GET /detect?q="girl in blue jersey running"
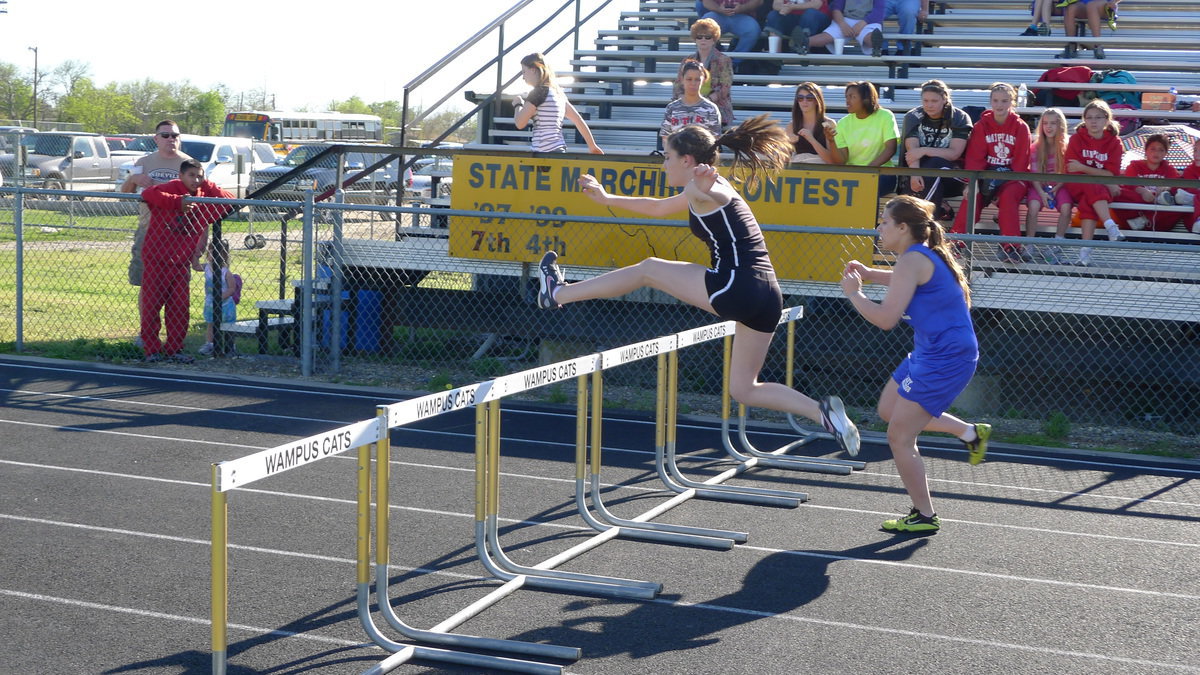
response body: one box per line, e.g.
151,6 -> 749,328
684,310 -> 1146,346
840,195 -> 991,533
537,115 -> 859,456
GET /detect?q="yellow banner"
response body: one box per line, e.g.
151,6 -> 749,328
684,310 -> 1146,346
449,154 -> 877,282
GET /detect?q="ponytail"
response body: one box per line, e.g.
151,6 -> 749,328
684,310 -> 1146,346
885,195 -> 972,307
712,114 -> 791,191
665,113 -> 791,192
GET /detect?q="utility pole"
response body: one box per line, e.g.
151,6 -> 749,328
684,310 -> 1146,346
28,46 -> 38,129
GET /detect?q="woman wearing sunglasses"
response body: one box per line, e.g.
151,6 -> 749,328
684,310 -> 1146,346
675,17 -> 734,129
786,82 -> 836,164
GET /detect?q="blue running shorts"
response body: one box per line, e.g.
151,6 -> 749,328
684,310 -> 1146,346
891,352 -> 978,418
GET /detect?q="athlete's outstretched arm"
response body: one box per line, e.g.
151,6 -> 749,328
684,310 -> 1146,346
578,174 -> 687,217
841,251 -> 924,330
843,259 -> 893,286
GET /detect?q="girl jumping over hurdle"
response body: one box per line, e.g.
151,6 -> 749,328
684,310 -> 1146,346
840,196 -> 991,533
536,115 -> 860,456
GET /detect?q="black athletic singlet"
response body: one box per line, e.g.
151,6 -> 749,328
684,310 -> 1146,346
687,190 -> 783,334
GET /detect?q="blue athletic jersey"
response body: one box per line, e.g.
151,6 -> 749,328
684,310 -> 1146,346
901,244 -> 977,360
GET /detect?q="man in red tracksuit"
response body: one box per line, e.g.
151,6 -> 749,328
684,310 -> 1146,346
139,159 -> 234,362
951,83 -> 1031,262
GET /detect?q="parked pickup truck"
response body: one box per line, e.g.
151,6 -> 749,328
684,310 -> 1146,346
0,132 -> 125,192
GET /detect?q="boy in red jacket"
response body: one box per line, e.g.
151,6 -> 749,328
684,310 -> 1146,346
952,83 -> 1031,262
1064,99 -> 1124,266
139,159 -> 234,362
1112,134 -> 1181,232
1168,137 -> 1200,235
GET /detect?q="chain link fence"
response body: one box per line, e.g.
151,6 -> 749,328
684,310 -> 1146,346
2,150 -> 1197,442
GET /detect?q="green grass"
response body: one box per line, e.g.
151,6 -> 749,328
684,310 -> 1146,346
0,206 -> 288,245
0,247 -> 295,347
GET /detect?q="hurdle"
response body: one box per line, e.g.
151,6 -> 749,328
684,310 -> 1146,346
574,335 -> 749,549
655,317 -> 809,507
211,393 -> 581,675
210,312 -> 869,674
718,308 -> 868,474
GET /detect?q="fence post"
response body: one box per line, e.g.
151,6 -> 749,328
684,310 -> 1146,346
13,187 -> 23,351
300,190 -> 315,377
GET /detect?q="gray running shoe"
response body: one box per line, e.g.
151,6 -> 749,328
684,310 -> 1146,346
537,250 -> 564,309
819,396 -> 860,457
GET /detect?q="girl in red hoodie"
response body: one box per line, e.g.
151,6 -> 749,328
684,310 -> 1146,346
1064,99 -> 1124,266
1112,134 -> 1181,232
952,83 -> 1031,263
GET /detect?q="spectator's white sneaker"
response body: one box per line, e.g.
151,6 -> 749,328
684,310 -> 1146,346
1155,190 -> 1175,206
1192,220 -> 1200,235
1126,215 -> 1149,230
198,342 -> 214,356
1102,219 -> 1125,241
1176,190 -> 1195,206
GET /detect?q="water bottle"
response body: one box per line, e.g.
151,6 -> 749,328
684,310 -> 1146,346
1017,83 -> 1029,107
1044,185 -> 1056,210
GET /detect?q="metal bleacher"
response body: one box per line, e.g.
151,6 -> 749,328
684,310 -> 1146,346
477,0 -> 1200,154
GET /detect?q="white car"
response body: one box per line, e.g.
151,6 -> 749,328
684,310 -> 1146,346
405,156 -> 453,201
114,135 -> 278,197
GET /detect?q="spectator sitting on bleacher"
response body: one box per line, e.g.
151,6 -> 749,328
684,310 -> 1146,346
662,61 -> 724,144
951,83 -> 1032,263
513,53 -> 604,154
764,0 -> 831,56
678,18 -> 736,129
1022,0 -> 1057,36
1063,98 -> 1125,265
901,79 -> 972,218
695,0 -> 765,67
795,0 -> 887,58
1057,0 -> 1121,60
1173,138 -> 1200,235
1025,108 -> 1075,264
786,82 -> 838,163
1112,133 -> 1182,232
832,80 -> 900,195
882,0 -> 928,56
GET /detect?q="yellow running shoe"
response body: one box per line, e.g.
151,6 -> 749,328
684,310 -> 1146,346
882,507 -> 941,533
964,423 -> 992,465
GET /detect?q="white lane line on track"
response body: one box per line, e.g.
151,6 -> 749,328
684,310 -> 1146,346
3,387 -> 346,425
2,531 -> 1196,673
0,588 -> 374,649
665,595 -> 1200,672
0,514 -> 486,580
733,543 -> 1200,600
3,456 -> 1199,584
7,379 -> 1199,477
794,503 -> 1200,548
855,469 -> 1200,509
5,413 -> 1197,511
0,460 -> 587,531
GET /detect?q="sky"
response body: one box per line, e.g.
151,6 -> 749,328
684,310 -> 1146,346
0,0 -> 624,112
